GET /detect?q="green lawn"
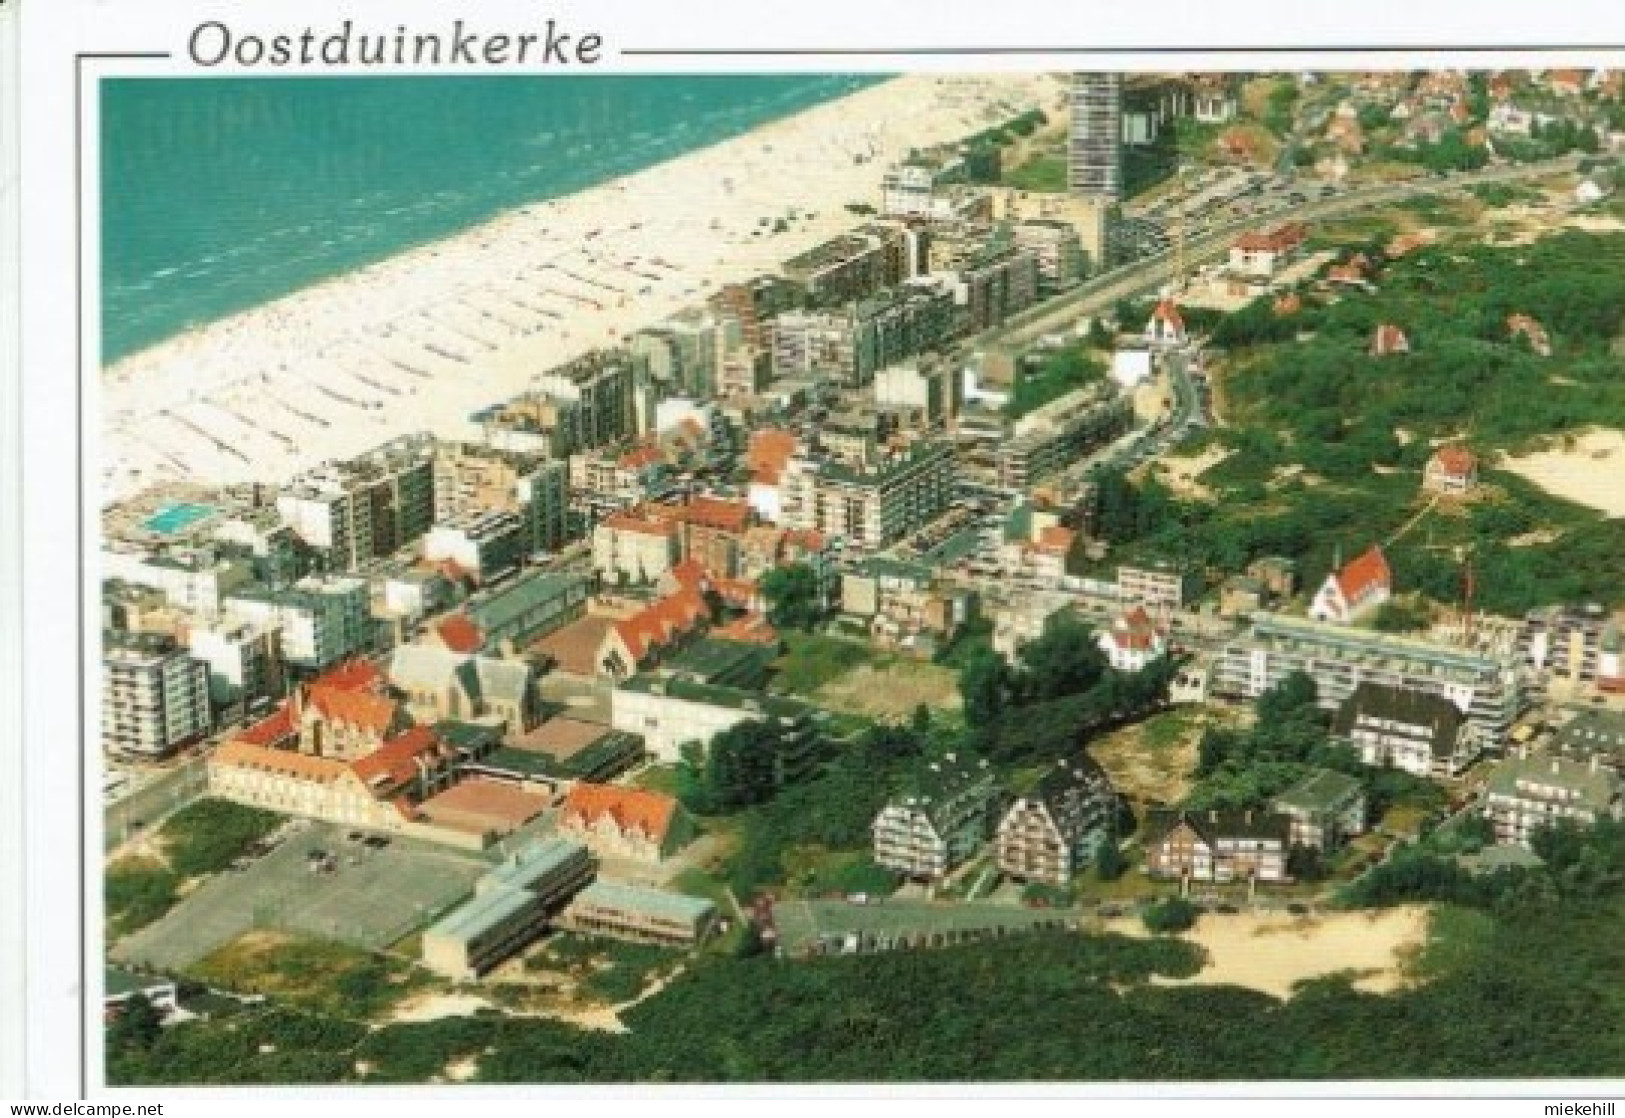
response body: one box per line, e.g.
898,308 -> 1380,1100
106,858 -> 182,941
1003,152 -> 1067,193
769,632 -> 875,697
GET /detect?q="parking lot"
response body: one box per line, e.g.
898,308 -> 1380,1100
112,820 -> 491,971
770,897 -> 1079,956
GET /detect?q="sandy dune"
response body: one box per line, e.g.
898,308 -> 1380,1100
1110,905 -> 1430,999
1499,429 -> 1625,518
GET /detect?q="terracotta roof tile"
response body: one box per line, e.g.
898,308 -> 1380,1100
1336,545 -> 1392,603
611,584 -> 710,663
1432,446 -> 1478,476
602,510 -> 677,537
307,685 -> 400,735
434,614 -> 485,655
560,783 -> 679,845
236,705 -> 296,748
314,659 -> 383,693
349,725 -> 447,790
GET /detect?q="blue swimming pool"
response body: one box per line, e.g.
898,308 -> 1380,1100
143,502 -> 217,535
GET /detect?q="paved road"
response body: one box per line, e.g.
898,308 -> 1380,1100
981,155 -> 1586,356
105,757 -> 208,853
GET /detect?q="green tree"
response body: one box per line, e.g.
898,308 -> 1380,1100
1016,611 -> 1106,703
1094,838 -> 1128,882
761,563 -> 824,632
1142,897 -> 1200,934
107,994 -> 163,1056
960,648 -> 1015,728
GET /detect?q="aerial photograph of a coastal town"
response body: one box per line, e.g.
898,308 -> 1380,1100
97,69 -> 1625,1085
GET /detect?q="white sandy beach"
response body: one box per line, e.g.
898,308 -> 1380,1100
101,74 -> 1063,504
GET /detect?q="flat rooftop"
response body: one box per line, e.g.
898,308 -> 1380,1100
570,880 -> 715,924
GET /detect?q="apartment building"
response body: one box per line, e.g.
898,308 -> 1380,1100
630,306 -> 721,398
1332,681 -> 1481,778
102,633 -> 213,758
873,752 -> 1000,880
1009,219 -> 1086,292
953,245 -> 1041,333
186,618 -> 284,716
100,548 -> 257,621
851,281 -> 961,384
531,350 -> 638,451
1519,603 -> 1625,694
277,434 -> 437,571
996,384 -> 1133,490
770,309 -> 857,383
779,440 -> 958,551
422,511 -> 527,585
874,357 -> 964,431
994,757 -> 1118,886
1483,754 -> 1622,848
592,509 -> 681,585
782,226 -> 907,305
226,576 -> 371,673
1142,808 -> 1291,884
1068,72 -> 1124,201
432,442 -> 569,555
1117,562 -> 1200,610
1271,768 -> 1367,851
1215,614 -> 1527,744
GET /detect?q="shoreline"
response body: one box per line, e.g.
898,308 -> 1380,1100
101,73 -> 1063,506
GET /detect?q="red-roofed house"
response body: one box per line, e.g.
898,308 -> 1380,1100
1507,313 -> 1552,357
1310,545 -> 1394,625
1369,324 -> 1411,357
1273,292 -> 1303,317
1547,69 -> 1590,97
1326,255 -> 1374,289
1144,299 -> 1187,348
429,613 -> 486,655
558,782 -> 696,862
1098,606 -> 1167,671
1229,222 -> 1309,278
596,585 -> 712,679
1424,446 -> 1479,496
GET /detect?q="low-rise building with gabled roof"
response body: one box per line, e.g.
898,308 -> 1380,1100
1309,544 -> 1393,625
557,782 -> 696,863
1271,768 -> 1367,851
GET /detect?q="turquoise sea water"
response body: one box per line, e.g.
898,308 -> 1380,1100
101,75 -> 879,364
